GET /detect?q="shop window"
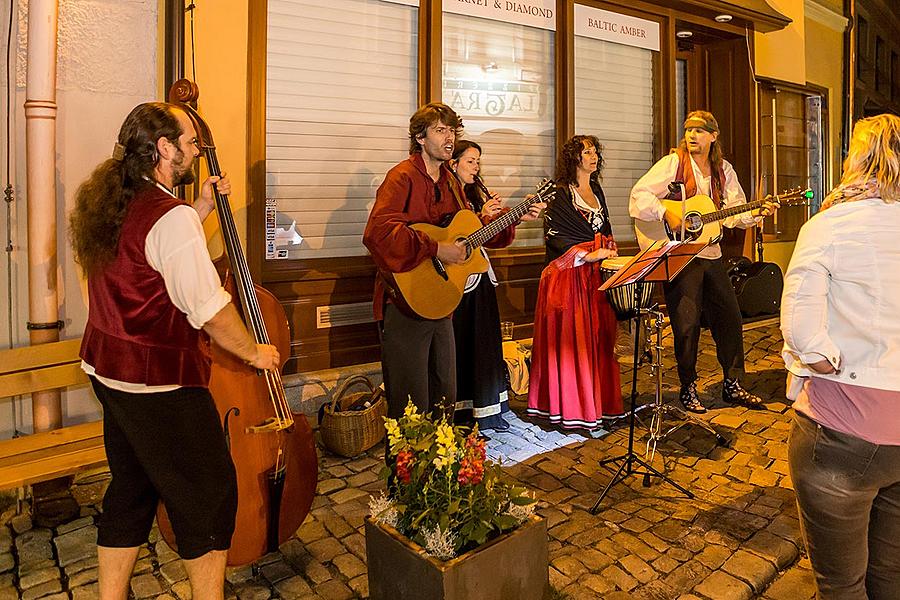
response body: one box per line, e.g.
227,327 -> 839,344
265,0 -> 419,259
442,12 -> 555,249
574,33 -> 657,245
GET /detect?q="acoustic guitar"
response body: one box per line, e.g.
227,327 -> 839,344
634,187 -> 813,251
392,178 -> 555,320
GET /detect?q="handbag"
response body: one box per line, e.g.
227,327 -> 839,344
318,375 -> 387,457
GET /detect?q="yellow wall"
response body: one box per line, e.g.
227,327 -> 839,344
187,1 -> 251,258
755,0 -> 807,85
805,12 -> 846,190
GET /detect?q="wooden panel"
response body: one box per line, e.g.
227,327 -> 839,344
1,339 -> 83,375
0,418 -> 106,490
0,365 -> 89,399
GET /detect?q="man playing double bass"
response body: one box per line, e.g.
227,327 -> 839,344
69,102 -> 279,599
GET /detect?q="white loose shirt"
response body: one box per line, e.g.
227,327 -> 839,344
629,153 -> 759,259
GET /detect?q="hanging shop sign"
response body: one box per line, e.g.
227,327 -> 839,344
574,5 -> 660,52
444,0 -> 555,31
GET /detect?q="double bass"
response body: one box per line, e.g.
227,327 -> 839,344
157,79 -> 318,566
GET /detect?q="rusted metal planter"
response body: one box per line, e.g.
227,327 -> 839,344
366,515 -> 549,600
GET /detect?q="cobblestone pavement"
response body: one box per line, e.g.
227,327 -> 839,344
0,323 -> 819,599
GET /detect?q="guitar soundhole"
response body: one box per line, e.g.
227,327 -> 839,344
684,213 -> 703,234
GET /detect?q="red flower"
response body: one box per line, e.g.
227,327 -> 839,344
395,449 -> 414,484
457,434 -> 486,485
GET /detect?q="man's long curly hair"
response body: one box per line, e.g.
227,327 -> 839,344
555,134 -> 604,187
69,102 -> 183,275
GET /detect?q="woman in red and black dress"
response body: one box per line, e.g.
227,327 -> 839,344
527,135 -> 624,430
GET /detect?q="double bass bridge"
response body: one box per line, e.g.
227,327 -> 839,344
246,416 -> 295,434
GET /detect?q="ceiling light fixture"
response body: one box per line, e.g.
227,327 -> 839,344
676,30 -> 693,38
714,14 -> 733,23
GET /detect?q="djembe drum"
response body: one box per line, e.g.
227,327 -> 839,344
600,256 -> 655,321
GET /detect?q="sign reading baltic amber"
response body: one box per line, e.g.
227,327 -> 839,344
574,5 -> 660,51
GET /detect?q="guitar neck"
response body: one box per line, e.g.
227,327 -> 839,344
701,198 -> 768,224
466,195 -> 538,249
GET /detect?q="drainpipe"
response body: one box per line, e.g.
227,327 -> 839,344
24,0 -> 61,433
842,0 -> 856,158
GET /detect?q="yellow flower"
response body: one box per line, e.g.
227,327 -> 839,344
432,422 -> 457,472
385,418 -> 405,451
403,399 -> 419,419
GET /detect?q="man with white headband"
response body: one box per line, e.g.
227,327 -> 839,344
629,110 -> 778,413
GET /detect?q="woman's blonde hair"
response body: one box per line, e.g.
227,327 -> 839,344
841,114 -> 900,202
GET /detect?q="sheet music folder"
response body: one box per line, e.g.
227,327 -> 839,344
599,239 -> 708,291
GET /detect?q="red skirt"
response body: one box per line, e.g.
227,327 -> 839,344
526,238 -> 623,429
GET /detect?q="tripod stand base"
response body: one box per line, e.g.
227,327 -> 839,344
590,452 -> 694,514
646,402 -> 729,460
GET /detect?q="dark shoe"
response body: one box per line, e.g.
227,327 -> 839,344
722,379 -> 764,409
478,415 -> 510,432
679,383 -> 707,414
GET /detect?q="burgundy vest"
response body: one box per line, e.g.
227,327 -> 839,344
666,147 -> 727,208
80,186 -> 212,386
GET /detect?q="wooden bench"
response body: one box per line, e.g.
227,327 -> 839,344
0,339 -> 106,491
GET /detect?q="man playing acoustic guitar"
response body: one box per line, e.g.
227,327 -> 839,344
363,103 -> 543,421
629,111 -> 778,413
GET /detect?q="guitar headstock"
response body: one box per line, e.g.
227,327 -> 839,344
770,187 -> 814,206
533,177 -> 555,200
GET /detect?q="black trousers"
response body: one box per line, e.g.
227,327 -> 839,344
663,257 -> 744,386
90,378 -> 237,559
380,303 -> 456,420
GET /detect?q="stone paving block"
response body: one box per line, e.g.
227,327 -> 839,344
664,560 -> 712,595
68,566 -> 99,588
551,554 -> 588,578
548,566 -> 571,590
260,560 -> 296,584
273,575 -> 313,599
55,516 -> 94,536
18,566 -> 59,591
21,579 -> 63,600
236,583 -> 272,600
160,559 -> 189,585
71,583 -> 100,600
722,548 -> 778,592
602,563 -> 638,592
131,573 -> 164,598
10,512 -> 32,534
332,552 -> 366,580
763,564 -> 817,600
171,579 -> 193,600
619,554 -> 656,584
582,572 -> 616,595
0,554 -> 11,574
226,564 -> 255,586
53,524 -> 97,567
745,529 -> 801,569
694,570 -> 754,600
313,579 -> 355,600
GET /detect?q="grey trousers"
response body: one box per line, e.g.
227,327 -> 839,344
788,410 -> 900,600
381,303 -> 456,420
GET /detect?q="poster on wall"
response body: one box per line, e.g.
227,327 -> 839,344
574,5 -> 660,51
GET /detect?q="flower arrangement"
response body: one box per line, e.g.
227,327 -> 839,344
369,401 -> 536,560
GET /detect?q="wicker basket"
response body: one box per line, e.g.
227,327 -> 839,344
319,375 -> 387,458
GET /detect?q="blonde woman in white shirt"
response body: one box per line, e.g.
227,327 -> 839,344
782,113 -> 900,600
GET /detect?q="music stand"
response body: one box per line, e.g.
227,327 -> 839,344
589,239 -> 706,513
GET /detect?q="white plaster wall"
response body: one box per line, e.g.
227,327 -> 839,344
0,0 -> 157,437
